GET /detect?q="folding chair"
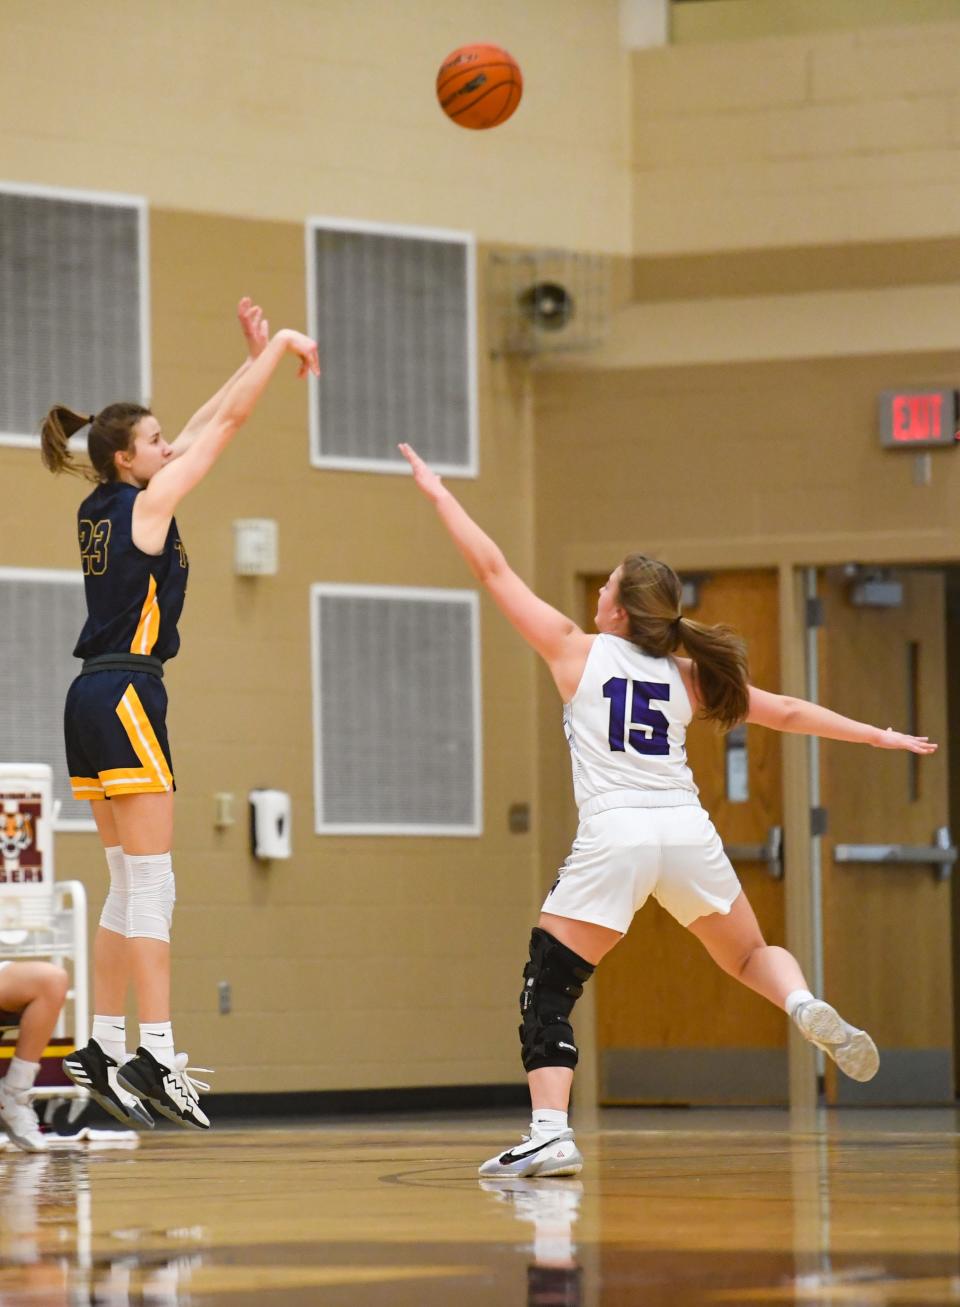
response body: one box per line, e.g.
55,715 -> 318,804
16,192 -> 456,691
0,764 -> 88,1102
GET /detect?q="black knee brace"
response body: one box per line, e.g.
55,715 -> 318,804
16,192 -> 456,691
518,927 -> 595,1072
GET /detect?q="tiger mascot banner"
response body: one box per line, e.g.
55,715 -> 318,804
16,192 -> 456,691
1,795 -> 44,885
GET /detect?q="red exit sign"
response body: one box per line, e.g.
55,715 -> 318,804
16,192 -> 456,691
879,389 -> 958,448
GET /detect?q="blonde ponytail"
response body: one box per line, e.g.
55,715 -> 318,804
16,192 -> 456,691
40,406 -> 95,480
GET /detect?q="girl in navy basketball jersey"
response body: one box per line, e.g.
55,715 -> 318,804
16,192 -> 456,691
41,301 -> 319,1131
399,443 -> 936,1178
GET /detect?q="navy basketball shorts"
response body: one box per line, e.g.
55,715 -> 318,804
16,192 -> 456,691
64,671 -> 175,802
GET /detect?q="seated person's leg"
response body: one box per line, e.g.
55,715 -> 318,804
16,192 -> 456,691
0,963 -> 69,1063
0,962 -> 68,1152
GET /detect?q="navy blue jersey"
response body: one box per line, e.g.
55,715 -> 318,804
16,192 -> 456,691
72,482 -> 188,663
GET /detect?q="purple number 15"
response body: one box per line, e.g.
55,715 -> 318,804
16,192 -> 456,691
602,677 -> 670,756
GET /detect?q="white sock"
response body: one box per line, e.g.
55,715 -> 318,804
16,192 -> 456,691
532,1108 -> 568,1136
5,1057 -> 39,1096
785,988 -> 816,1018
92,1015 -> 126,1065
140,1021 -> 175,1069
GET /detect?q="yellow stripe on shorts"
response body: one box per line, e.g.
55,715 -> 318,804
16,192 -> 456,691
131,574 -> 160,655
101,684 -> 173,795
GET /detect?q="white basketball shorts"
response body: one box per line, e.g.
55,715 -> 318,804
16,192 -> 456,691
542,804 -> 742,933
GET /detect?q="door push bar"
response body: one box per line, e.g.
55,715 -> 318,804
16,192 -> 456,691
833,826 -> 956,882
723,825 -> 783,881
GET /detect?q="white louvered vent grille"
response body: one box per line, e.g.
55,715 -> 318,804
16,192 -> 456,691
0,186 -> 146,444
308,220 -> 476,474
0,572 -> 91,828
312,585 -> 481,834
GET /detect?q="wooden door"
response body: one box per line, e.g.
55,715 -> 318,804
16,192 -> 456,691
819,569 -> 954,1104
591,570 -> 790,1105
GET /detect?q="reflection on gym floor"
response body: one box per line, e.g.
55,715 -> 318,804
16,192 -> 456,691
0,1109 -> 957,1306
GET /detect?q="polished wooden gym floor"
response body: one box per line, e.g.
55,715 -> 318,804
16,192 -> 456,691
1,1108 -> 957,1305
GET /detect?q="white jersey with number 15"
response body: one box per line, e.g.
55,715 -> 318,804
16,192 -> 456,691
563,633 -> 699,816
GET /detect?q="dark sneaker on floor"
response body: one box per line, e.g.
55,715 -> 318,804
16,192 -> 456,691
62,1040 -> 154,1130
117,1047 -> 212,1130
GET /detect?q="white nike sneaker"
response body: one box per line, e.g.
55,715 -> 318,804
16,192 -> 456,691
793,999 -> 880,1082
0,1085 -> 47,1153
479,1128 -> 582,1178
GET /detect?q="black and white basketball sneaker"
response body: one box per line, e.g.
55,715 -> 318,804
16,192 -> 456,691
479,1128 -> 583,1178
62,1040 -> 154,1130
793,999 -> 880,1082
117,1047 -> 212,1130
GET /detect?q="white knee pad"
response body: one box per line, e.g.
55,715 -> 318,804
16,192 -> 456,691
99,845 -> 128,935
124,852 -> 175,942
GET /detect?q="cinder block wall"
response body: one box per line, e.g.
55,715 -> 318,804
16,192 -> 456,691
0,0 -> 627,1093
632,18 -> 960,253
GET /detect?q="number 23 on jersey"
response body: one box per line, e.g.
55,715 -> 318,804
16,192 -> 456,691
79,519 -> 111,576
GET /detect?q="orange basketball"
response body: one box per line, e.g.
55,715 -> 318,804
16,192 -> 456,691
436,43 -> 523,130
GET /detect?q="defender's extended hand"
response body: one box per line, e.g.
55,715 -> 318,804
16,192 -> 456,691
874,728 -> 937,754
399,443 -> 445,502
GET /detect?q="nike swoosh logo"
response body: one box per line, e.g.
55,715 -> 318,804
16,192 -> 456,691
499,1136 -> 564,1163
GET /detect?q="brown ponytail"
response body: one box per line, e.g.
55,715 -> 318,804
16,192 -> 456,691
40,406 -> 95,480
40,402 -> 150,483
674,616 -> 749,730
616,553 -> 750,730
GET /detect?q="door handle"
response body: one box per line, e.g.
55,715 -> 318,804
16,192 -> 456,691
833,826 -> 956,882
723,825 -> 783,881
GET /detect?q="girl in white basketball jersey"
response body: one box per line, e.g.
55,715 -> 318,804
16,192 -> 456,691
399,444 -> 936,1179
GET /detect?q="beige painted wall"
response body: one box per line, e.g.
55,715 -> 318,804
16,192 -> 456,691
0,0 -> 630,254
0,0 -> 627,1096
536,8 -> 960,1100
5,2 -> 960,1097
532,347 -> 960,938
672,0 -> 960,44
534,354 -> 960,575
633,17 -> 960,253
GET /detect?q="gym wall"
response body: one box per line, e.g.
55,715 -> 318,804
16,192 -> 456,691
0,0 -> 627,1094
534,14 -> 960,906
4,2 -> 960,1094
